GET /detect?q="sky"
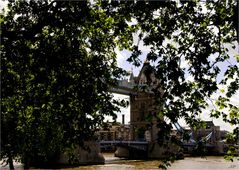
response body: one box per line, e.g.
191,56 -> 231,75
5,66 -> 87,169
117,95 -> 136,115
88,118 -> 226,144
1,1 -> 238,132
114,41 -> 239,132
0,0 -> 7,11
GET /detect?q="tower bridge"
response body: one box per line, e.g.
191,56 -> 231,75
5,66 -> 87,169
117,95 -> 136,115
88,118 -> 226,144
99,61 -> 228,158
100,61 -> 177,158
111,61 -> 162,143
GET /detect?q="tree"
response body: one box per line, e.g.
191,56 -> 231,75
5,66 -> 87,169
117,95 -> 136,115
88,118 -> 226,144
101,0 -> 238,166
1,0 -> 238,169
1,0 -> 128,168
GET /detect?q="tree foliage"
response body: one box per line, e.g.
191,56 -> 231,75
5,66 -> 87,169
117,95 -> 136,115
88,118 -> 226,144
109,0 -> 238,125
1,0 -> 238,169
1,0 -> 127,168
101,0 -> 239,163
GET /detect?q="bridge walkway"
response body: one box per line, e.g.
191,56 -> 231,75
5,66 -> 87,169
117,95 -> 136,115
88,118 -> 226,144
99,140 -> 148,151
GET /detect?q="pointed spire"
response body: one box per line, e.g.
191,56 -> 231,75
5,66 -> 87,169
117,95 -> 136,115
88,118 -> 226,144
144,59 -> 150,64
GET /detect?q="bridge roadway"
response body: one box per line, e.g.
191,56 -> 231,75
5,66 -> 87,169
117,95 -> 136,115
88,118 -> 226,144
99,140 -> 148,151
182,143 -> 215,148
99,140 -> 216,151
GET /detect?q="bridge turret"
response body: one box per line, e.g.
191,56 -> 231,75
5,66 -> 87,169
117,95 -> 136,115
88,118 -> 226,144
128,68 -> 134,83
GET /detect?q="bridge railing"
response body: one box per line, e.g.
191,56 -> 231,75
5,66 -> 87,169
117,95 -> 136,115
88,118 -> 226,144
99,140 -> 148,145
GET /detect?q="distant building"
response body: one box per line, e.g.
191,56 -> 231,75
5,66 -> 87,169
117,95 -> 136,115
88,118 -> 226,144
97,122 -> 131,141
192,121 -> 221,144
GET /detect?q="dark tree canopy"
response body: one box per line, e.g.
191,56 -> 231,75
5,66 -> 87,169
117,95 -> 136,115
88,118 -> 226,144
1,0 -> 238,169
1,0 -> 127,168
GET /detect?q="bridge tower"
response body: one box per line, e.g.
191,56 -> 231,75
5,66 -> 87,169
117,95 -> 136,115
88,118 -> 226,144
111,60 -> 163,142
108,61 -> 185,159
128,60 -> 162,142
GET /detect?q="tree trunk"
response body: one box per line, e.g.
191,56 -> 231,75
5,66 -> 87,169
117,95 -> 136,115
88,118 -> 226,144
23,156 -> 30,170
8,156 -> 14,170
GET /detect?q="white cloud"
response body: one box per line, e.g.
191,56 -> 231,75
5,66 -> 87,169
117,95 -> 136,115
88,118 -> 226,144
0,0 -> 8,15
115,48 -> 126,66
230,93 -> 239,106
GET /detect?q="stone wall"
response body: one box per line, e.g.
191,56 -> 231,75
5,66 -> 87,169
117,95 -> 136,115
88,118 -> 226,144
58,141 -> 105,165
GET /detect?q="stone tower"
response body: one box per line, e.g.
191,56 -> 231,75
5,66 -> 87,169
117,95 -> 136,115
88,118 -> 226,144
129,60 -> 162,141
